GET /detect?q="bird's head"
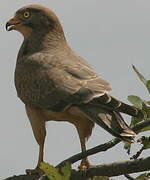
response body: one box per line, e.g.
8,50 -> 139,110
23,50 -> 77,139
6,4 -> 65,40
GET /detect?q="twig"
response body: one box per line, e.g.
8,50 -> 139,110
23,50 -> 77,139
131,118 -> 150,132
130,146 -> 144,160
124,174 -> 135,180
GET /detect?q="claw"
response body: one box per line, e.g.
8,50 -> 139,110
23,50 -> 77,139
78,159 -> 90,171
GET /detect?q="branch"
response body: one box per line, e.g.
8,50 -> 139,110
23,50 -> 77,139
57,118 -> 150,167
4,174 -> 41,180
6,157 -> 150,180
124,174 -> 135,180
71,156 -> 150,179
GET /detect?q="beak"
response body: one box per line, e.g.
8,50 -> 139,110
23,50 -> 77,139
6,17 -> 22,31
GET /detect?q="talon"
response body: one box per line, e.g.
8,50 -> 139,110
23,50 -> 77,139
78,159 -> 90,171
78,164 -> 88,171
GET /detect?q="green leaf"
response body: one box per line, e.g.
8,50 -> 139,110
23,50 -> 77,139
136,172 -> 150,179
40,162 -> 72,180
130,117 -> 142,128
40,162 -> 62,180
142,103 -> 150,118
138,125 -> 150,132
132,65 -> 147,85
61,162 -> 71,180
146,101 -> 150,106
146,80 -> 150,93
132,65 -> 150,95
140,136 -> 150,149
128,95 -> 143,109
140,103 -> 150,132
124,142 -> 131,155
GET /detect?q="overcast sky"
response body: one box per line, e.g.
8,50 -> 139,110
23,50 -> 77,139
1,0 -> 150,180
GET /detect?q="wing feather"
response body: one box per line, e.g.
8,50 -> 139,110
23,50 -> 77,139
15,53 -> 111,110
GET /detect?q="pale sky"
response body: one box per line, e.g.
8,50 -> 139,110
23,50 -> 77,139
1,1 -> 150,180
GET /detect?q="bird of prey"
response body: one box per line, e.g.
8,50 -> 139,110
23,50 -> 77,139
6,4 -> 146,174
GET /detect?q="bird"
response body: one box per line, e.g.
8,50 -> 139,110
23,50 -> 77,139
6,4 -> 146,175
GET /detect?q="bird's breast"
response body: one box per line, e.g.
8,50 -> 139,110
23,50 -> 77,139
14,63 -> 57,107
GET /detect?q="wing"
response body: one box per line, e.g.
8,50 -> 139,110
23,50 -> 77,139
15,53 -> 111,111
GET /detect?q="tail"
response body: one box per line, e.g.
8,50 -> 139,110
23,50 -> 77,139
78,94 -> 146,142
92,93 -> 146,119
79,103 -> 136,143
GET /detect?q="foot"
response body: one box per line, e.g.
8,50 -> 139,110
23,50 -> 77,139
26,167 -> 44,175
78,159 -> 90,171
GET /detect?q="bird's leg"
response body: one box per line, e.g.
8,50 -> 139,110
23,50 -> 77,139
78,136 -> 90,170
37,143 -> 44,167
74,124 -> 90,170
25,104 -> 46,175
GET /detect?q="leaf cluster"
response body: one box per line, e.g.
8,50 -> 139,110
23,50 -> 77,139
40,162 -> 110,180
124,66 -> 150,179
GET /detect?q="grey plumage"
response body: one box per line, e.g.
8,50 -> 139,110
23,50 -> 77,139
6,5 -> 147,173
11,5 -> 146,142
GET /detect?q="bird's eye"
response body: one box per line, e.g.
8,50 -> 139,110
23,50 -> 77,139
23,11 -> 30,18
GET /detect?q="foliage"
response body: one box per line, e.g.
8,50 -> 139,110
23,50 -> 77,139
125,66 -> 150,154
124,66 -> 150,179
126,67 -> 150,141
128,66 -> 150,132
138,136 -> 150,150
40,162 -> 110,180
40,162 -> 71,180
135,172 -> 150,180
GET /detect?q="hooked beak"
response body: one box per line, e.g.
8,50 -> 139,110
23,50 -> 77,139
6,17 -> 22,31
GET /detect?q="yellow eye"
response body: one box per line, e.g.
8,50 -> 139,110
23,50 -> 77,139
23,11 -> 30,18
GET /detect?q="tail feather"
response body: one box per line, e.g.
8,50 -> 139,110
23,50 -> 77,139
79,103 -> 136,143
93,94 -> 146,119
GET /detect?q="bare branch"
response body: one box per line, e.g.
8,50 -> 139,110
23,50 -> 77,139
80,156 -> 150,179
131,146 -> 144,160
124,174 -> 135,180
5,157 -> 150,180
4,174 -> 40,180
